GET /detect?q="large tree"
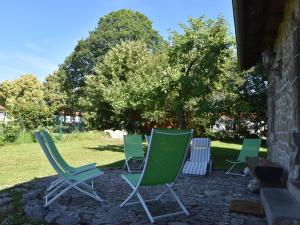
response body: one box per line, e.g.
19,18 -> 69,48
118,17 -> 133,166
168,16 -> 234,128
0,74 -> 51,130
44,70 -> 68,113
58,9 -> 164,106
82,40 -> 172,130
238,65 -> 267,135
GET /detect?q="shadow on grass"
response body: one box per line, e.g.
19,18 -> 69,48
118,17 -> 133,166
211,146 -> 267,170
99,159 -> 125,168
86,144 -> 123,153
213,138 -> 267,148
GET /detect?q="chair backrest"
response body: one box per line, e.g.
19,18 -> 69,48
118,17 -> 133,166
190,138 -> 211,162
237,138 -> 261,162
34,132 -> 67,178
41,130 -> 72,172
123,134 -> 144,159
139,128 -> 193,186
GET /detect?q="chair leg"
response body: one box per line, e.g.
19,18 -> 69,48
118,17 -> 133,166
154,189 -> 169,201
225,163 -> 245,176
139,159 -> 145,169
122,185 -> 188,223
72,183 -> 103,202
45,185 -> 72,207
136,191 -> 155,223
45,178 -> 103,207
124,159 -> 132,172
167,185 -> 189,216
120,189 -> 137,207
45,182 -> 66,199
47,177 -> 63,191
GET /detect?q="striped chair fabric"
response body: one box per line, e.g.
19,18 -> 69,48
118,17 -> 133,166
183,138 -> 211,175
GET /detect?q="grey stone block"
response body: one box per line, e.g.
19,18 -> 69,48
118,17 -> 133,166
260,188 -> 300,225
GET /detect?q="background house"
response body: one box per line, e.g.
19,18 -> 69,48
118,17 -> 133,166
0,105 -> 7,123
233,0 -> 300,181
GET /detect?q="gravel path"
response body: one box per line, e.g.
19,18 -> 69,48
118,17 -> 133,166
0,169 -> 266,225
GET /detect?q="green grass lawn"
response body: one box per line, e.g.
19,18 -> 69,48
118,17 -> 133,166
0,131 -> 267,190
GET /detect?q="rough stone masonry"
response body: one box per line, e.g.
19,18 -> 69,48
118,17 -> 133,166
263,0 -> 300,181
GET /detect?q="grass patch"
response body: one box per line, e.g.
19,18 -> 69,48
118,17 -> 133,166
0,131 -> 267,190
0,131 -> 124,190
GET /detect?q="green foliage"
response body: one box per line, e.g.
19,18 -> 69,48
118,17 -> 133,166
58,9 -> 164,105
13,103 -> 52,131
0,74 -> 52,131
83,40 -> 173,130
168,16 -> 235,128
14,131 -> 36,144
0,11 -> 266,137
238,65 -> 267,134
44,70 -> 68,113
1,122 -> 22,143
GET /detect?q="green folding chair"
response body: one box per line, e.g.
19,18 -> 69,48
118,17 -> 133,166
120,128 -> 193,223
123,134 -> 145,172
225,138 -> 261,176
41,130 -> 96,191
35,131 -> 104,207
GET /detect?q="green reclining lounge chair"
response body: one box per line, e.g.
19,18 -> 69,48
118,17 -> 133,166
225,138 -> 261,176
123,134 -> 145,172
35,131 -> 104,207
120,128 -> 193,223
41,130 -> 97,191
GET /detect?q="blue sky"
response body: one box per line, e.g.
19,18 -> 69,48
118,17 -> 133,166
0,0 -> 234,83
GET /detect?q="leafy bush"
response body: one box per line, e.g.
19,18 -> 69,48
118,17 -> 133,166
2,123 -> 22,143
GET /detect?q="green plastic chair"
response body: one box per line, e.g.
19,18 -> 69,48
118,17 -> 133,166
225,138 -> 261,176
35,131 -> 104,207
41,130 -> 96,191
123,134 -> 145,172
120,128 -> 194,223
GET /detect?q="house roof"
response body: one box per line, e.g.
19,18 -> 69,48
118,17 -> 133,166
232,0 -> 287,70
0,105 -> 5,112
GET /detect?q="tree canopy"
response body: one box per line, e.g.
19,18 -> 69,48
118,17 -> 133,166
168,16 -> 235,128
58,9 -> 164,105
0,10 -> 267,138
82,40 -> 173,130
0,74 -> 51,130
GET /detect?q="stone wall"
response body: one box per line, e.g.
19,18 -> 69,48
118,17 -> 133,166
264,0 -> 300,180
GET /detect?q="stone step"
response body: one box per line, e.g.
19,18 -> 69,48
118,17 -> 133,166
260,187 -> 300,225
288,179 -> 300,203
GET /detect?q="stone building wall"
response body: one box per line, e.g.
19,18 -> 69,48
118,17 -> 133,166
264,0 -> 300,180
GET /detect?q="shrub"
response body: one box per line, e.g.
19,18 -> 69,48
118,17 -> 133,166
2,123 -> 22,143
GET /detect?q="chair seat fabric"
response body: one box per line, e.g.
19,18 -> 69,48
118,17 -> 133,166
70,163 -> 96,173
182,161 -> 207,175
66,168 -> 104,181
122,173 -> 142,187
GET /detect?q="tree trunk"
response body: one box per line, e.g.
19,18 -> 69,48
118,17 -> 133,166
178,110 -> 186,129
